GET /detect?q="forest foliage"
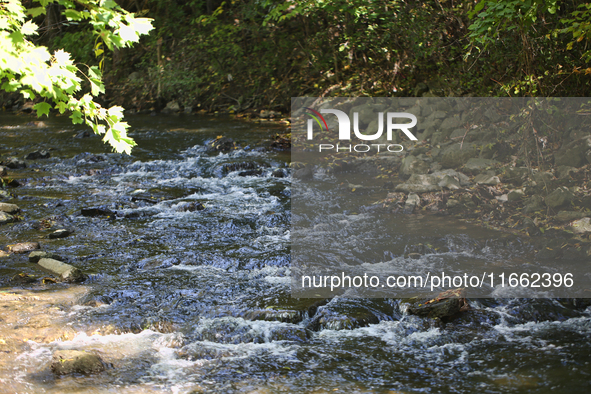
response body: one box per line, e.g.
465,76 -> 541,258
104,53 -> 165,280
2,0 -> 591,125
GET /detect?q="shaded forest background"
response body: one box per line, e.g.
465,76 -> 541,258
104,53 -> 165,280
10,0 -> 591,113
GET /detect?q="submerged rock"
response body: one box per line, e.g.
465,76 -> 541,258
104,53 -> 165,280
0,165 -> 7,176
24,150 -> 50,160
51,350 -> 106,375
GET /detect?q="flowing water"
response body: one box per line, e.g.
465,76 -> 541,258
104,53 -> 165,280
0,114 -> 589,393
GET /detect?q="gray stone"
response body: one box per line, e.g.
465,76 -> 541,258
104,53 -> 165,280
439,116 -> 463,132
28,251 -> 62,263
400,155 -> 429,177
51,350 -> 105,375
474,174 -> 500,186
554,136 -> 591,167
502,167 -> 530,185
0,202 -> 19,214
438,175 -> 460,190
7,242 -> 39,253
4,157 -> 26,169
507,189 -> 525,202
162,101 -> 180,114
260,109 -> 281,118
449,128 -> 467,139
48,229 -> 72,239
432,169 -> 470,186
404,289 -> 466,318
555,211 -> 589,222
395,183 -> 439,193
569,217 -> 591,234
0,211 -> 15,225
440,143 -> 478,168
0,165 -> 6,176
37,258 -> 87,282
0,190 -> 13,200
524,195 -> 545,213
446,199 -> 460,208
545,187 -> 574,210
349,105 -> 375,126
404,193 -> 421,213
25,150 -> 50,160
556,166 -> 576,179
463,158 -> 497,175
532,171 -> 554,184
430,131 -> 444,146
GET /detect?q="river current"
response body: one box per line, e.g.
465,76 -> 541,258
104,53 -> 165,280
0,114 -> 589,393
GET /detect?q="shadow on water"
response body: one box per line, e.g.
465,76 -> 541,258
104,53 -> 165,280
0,113 -> 590,393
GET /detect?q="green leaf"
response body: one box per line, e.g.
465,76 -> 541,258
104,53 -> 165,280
70,110 -> 83,124
21,21 -> 38,36
64,9 -> 82,20
27,7 -> 46,17
33,102 -> 52,117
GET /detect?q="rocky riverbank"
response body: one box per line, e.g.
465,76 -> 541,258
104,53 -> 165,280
292,97 -> 591,263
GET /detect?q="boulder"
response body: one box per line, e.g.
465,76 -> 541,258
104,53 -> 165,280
463,158 -> 497,175
209,137 -> 235,152
7,242 -> 40,253
162,101 -> 180,114
554,136 -> 591,167
556,166 -> 576,179
545,187 -> 573,210
524,195 -> 545,213
37,258 -> 87,282
569,217 -> 591,234
0,165 -> 7,176
440,143 -> 478,168
51,350 -> 105,375
404,193 -> 420,213
400,155 -> 429,177
555,211 -> 589,222
507,189 -> 525,202
0,202 -> 19,214
474,173 -> 500,186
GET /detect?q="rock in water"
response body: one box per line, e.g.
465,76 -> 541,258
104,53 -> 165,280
81,207 -> 115,217
51,350 -> 106,375
24,150 -> 50,160
0,211 -> 15,225
7,242 -> 40,253
0,202 -> 19,214
404,288 -> 467,319
48,229 -> 72,239
37,258 -> 87,282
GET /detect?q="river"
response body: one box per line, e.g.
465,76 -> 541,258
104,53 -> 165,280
0,113 -> 589,393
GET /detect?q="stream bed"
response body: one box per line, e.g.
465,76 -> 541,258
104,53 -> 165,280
0,114 -> 590,393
